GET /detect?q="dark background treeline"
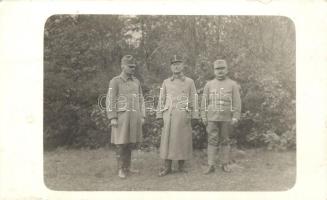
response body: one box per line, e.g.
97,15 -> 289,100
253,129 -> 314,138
44,15 -> 295,151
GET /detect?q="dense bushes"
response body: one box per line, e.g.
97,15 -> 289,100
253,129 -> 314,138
44,15 -> 295,151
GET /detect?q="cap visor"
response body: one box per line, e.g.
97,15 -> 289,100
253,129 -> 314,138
171,60 -> 183,64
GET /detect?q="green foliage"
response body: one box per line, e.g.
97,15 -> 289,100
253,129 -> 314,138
191,120 -> 208,149
44,15 -> 295,151
140,110 -> 162,151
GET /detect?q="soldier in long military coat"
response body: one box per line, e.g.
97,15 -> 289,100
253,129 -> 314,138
156,55 -> 199,177
106,55 -> 145,179
201,59 -> 241,174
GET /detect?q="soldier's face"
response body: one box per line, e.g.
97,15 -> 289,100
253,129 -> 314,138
170,62 -> 184,74
214,65 -> 228,79
122,64 -> 136,75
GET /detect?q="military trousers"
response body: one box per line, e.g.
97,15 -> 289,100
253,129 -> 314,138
206,121 -> 232,165
115,143 -> 135,171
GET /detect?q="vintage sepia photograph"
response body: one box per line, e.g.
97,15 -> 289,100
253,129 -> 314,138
43,15 -> 296,191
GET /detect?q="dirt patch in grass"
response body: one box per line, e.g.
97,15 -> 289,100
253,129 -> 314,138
44,148 -> 295,191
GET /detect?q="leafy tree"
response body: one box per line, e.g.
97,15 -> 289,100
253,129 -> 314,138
44,15 -> 295,151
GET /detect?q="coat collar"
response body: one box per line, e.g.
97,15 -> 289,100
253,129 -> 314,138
215,76 -> 229,81
119,72 -> 134,82
170,73 -> 186,81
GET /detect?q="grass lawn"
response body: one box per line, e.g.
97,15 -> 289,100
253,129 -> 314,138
44,147 -> 295,191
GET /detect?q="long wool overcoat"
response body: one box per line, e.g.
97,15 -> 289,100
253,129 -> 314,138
106,73 -> 145,144
156,75 -> 199,160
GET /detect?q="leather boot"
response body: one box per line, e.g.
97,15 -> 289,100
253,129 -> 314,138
124,147 -> 139,174
220,144 -> 231,167
178,160 -> 187,173
203,165 -> 215,175
118,168 -> 126,179
204,145 -> 218,175
222,163 -> 232,173
207,145 -> 218,166
158,159 -> 172,177
116,145 -> 126,179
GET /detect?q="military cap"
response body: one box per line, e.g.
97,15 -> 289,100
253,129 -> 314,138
121,55 -> 136,66
214,59 -> 227,68
170,54 -> 184,64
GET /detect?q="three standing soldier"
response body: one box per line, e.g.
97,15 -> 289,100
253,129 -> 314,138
156,55 -> 199,176
106,56 -> 241,178
201,59 -> 241,173
106,55 -> 145,179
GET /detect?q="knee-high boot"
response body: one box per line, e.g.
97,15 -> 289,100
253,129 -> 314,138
220,144 -> 232,172
124,146 -> 139,174
115,145 -> 126,178
204,145 -> 218,174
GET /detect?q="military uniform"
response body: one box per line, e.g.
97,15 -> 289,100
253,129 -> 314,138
107,73 -> 145,144
157,75 -> 199,160
106,55 -> 145,178
156,55 -> 199,176
201,59 -> 241,173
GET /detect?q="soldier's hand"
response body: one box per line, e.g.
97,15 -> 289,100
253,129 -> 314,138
141,117 -> 145,125
202,118 -> 208,126
231,118 -> 238,125
111,118 -> 118,127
